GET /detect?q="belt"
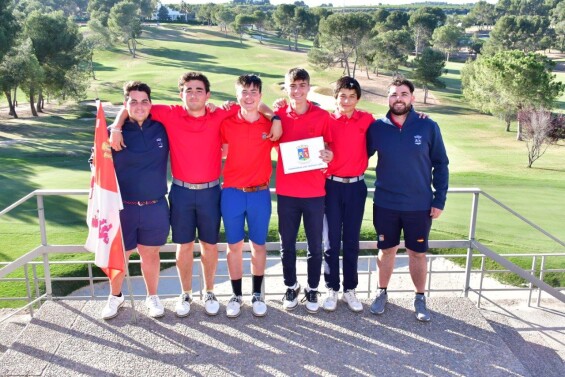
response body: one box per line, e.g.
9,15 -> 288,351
123,199 -> 159,206
173,178 -> 220,190
328,174 -> 364,183
234,183 -> 269,193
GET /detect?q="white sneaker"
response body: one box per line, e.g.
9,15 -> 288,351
226,295 -> 242,318
282,284 -> 300,311
342,289 -> 363,312
301,287 -> 321,314
101,294 -> 124,320
175,293 -> 192,317
251,293 -> 267,317
145,295 -> 165,318
204,292 -> 220,316
322,288 -> 338,312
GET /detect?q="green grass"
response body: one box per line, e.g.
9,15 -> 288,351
1,24 -> 564,306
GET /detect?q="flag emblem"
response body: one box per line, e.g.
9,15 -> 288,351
297,145 -> 310,162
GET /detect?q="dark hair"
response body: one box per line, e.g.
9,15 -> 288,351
236,74 -> 262,93
389,75 -> 414,93
178,71 -> 211,93
334,76 -> 361,99
123,81 -> 151,101
285,67 -> 310,84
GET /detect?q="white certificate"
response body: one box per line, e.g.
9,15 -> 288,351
279,136 -> 327,174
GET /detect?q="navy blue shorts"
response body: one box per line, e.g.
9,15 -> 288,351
221,188 -> 271,245
372,204 -> 432,253
120,197 -> 170,251
169,183 -> 221,244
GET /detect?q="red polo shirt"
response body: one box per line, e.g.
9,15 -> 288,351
221,112 -> 274,188
326,109 -> 374,177
150,104 -> 237,183
275,102 -> 332,198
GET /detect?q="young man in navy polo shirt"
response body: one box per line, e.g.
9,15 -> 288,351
101,81 -> 170,320
275,68 -> 334,313
366,77 -> 449,322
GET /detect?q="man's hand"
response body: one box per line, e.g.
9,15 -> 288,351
221,100 -> 237,111
418,112 -> 428,119
319,148 -> 333,163
109,127 -> 126,151
272,98 -> 287,110
267,119 -> 282,141
206,102 -> 218,113
430,207 -> 443,219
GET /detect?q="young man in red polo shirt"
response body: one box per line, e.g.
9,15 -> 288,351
275,67 -> 334,314
321,76 -> 374,313
220,74 -> 275,318
110,72 -> 280,318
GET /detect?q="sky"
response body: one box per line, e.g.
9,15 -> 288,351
163,1 -> 496,7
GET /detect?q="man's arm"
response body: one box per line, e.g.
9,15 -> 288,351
430,122 -> 449,213
258,102 -> 282,141
109,107 -> 128,151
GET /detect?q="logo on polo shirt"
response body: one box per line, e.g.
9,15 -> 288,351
297,145 -> 310,162
262,132 -> 268,140
156,138 -> 163,148
414,135 -> 422,145
378,234 -> 385,242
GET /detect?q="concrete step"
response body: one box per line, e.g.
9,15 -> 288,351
0,309 -> 30,358
0,297 -> 532,376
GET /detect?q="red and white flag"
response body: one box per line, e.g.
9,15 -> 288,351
85,101 -> 125,279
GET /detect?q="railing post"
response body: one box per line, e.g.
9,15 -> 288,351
537,256 -> 546,307
24,264 -> 34,317
527,256 -> 537,307
37,194 -> 53,299
464,191 -> 479,297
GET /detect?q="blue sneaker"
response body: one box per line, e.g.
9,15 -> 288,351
414,294 -> 431,322
370,289 -> 387,315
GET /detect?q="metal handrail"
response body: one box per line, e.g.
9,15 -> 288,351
1,188 -> 564,323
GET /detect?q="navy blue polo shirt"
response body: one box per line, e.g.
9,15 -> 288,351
111,117 -> 169,201
366,108 -> 449,211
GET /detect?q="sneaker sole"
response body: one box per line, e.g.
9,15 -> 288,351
322,304 -> 337,312
369,308 -> 385,315
252,310 -> 267,317
149,312 -> 165,318
343,299 -> 363,312
415,314 -> 431,322
305,306 -> 320,314
175,310 -> 190,318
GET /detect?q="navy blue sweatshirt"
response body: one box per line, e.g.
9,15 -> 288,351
366,108 -> 449,211
111,117 -> 169,202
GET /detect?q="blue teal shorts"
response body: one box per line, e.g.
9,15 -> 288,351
221,188 -> 272,245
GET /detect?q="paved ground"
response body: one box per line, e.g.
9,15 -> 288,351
0,298 -> 535,377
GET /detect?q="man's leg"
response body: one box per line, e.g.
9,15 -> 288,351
176,242 -> 194,292
200,241 -> 218,292
323,180 -> 342,294
278,195 -> 302,310
137,245 -> 161,296
378,246 -> 399,288
101,250 -> 133,320
302,196 -> 325,314
407,249 -> 427,293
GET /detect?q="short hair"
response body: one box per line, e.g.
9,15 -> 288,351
389,75 -> 415,93
178,71 -> 211,93
334,76 -> 361,99
236,74 -> 262,93
285,67 -> 310,84
123,81 -> 151,101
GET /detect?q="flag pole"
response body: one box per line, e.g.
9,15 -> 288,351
120,238 -> 138,324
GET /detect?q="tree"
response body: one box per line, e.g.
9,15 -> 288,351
467,0 -> 496,29
486,15 -> 552,53
273,4 -> 316,51
252,10 -> 267,44
551,1 -> 565,52
157,5 -> 170,22
87,0 -> 119,26
196,3 -> 217,26
412,47 -> 445,104
0,39 -> 42,118
462,50 -> 564,137
372,30 -> 414,75
311,12 -> 373,77
0,0 -> 19,62
24,10 -> 83,113
273,4 -> 296,50
80,19 -> 112,79
139,0 -> 157,19
408,7 -> 446,56
107,0 -> 142,58
518,108 -> 565,167
233,14 -> 255,44
215,7 -> 236,34
375,10 -> 409,33
431,24 -> 463,62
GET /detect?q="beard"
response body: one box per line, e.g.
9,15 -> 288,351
390,102 -> 412,116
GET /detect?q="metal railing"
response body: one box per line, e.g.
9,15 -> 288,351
1,188 -> 564,323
